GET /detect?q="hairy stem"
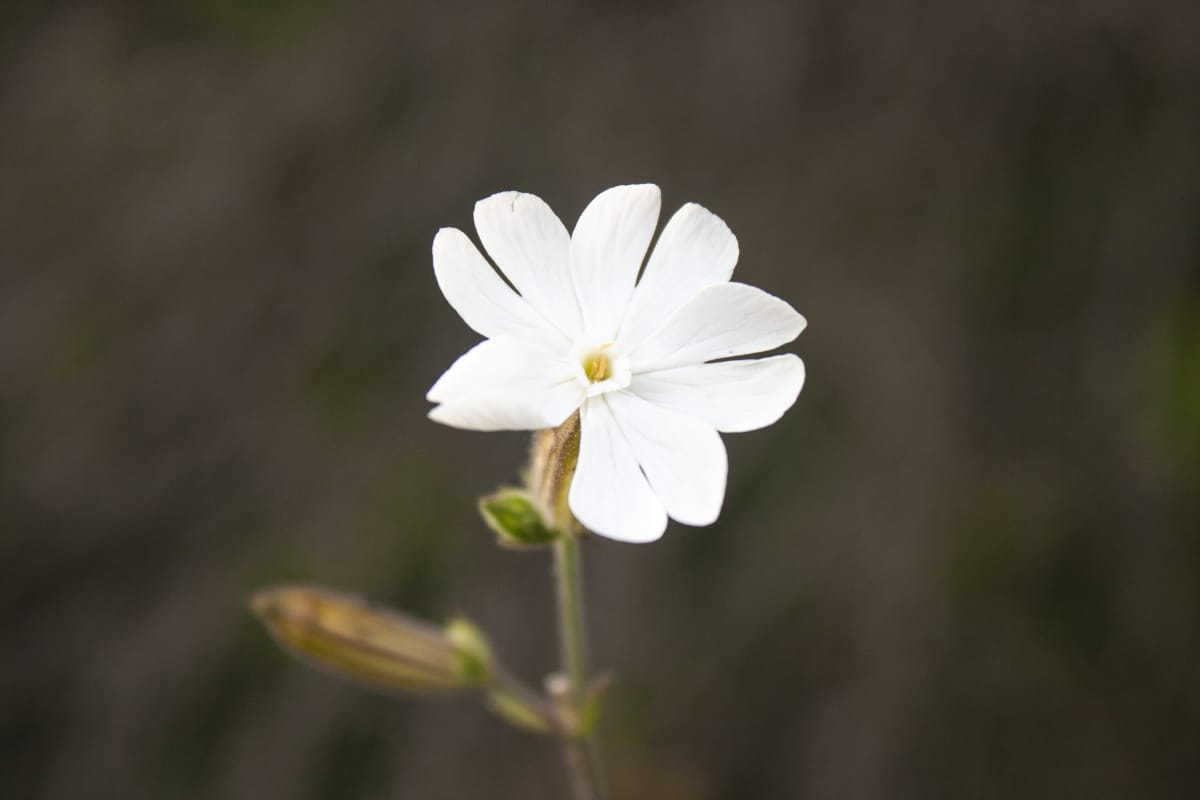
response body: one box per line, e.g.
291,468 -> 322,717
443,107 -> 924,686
535,414 -> 606,800
554,536 -> 589,700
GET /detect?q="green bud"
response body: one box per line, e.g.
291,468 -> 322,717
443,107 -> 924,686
250,585 -> 471,695
478,488 -> 558,548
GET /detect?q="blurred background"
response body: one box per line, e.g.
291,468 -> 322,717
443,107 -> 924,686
3,1 -> 1199,798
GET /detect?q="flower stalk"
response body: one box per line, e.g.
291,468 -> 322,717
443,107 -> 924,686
553,535 -> 589,704
552,536 -> 607,800
251,184 -> 808,799
529,413 -> 607,800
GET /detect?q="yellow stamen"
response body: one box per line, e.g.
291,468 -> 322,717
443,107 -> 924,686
581,345 -> 614,383
588,354 -> 609,382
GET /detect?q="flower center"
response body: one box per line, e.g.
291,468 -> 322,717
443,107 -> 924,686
572,341 -> 630,397
581,346 -> 612,383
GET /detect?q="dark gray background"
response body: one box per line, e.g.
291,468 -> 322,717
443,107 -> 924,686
2,1 -> 1198,797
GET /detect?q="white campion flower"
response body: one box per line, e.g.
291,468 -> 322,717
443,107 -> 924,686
427,184 -> 806,543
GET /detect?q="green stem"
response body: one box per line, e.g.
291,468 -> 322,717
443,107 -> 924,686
486,663 -> 560,736
534,414 -> 606,799
552,535 -> 606,800
554,536 -> 589,700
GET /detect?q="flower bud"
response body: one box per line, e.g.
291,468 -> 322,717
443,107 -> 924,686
527,412 -> 581,533
250,585 -> 472,695
478,488 -> 558,548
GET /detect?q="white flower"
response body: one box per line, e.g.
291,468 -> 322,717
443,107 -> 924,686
427,184 -> 806,543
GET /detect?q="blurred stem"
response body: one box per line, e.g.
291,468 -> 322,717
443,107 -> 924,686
485,663 -> 560,735
560,732 -> 604,800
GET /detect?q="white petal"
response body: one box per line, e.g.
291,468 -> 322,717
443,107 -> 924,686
617,203 -> 738,351
428,387 -> 582,432
570,184 -> 661,342
606,391 -> 727,527
432,228 -> 564,348
568,395 -> 667,543
629,282 -> 806,372
426,337 -> 575,404
629,354 -> 805,433
427,339 -> 584,431
474,191 -> 582,339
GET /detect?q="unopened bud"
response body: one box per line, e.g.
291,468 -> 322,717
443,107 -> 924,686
527,412 -> 581,533
250,585 -> 471,695
479,488 -> 558,548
